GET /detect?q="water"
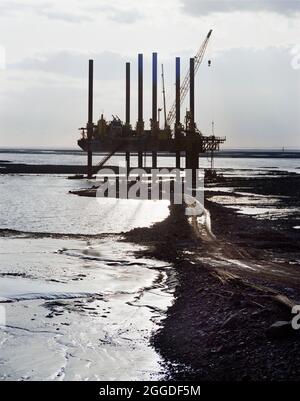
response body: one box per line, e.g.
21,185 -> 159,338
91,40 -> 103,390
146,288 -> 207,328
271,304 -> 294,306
0,150 -> 174,381
0,236 -> 173,380
0,175 -> 169,234
0,149 -> 299,380
1,149 -> 299,174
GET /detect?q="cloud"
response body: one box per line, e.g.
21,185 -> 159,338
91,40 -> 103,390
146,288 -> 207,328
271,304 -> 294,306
10,50 -> 130,80
0,1 -> 48,16
0,1 -> 142,24
0,1 -> 91,23
181,0 -> 300,16
86,4 -> 144,24
0,84 -> 87,148
192,45 -> 300,147
38,10 -> 92,23
10,50 -> 161,85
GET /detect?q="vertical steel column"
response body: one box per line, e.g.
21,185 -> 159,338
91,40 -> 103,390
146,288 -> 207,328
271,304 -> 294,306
138,152 -> 143,168
152,52 -> 158,125
87,59 -> 93,179
186,150 -> 199,197
126,152 -> 130,171
152,53 -> 158,168
175,57 -> 181,169
137,54 -> 144,165
190,57 -> 195,132
125,62 -> 131,176
152,152 -> 157,168
176,152 -> 181,169
138,53 -> 143,125
175,57 -> 180,127
125,62 -> 130,125
136,53 -> 144,143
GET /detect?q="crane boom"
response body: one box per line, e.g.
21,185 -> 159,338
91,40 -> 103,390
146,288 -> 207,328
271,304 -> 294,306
161,64 -> 167,129
166,29 -> 212,126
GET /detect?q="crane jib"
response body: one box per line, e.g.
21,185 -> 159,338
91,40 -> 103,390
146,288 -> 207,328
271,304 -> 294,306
166,30 -> 213,126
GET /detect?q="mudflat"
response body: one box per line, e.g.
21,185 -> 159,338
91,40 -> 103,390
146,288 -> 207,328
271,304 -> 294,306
124,171 -> 300,380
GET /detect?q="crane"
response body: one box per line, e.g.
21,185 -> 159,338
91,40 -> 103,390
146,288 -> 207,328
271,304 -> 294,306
166,29 -> 212,127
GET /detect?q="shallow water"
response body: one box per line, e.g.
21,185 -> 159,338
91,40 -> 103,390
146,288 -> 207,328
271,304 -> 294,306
208,192 -> 298,220
0,236 -> 174,380
0,175 -> 169,234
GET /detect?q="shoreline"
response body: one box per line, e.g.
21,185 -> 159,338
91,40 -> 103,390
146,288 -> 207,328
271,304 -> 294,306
124,172 -> 300,380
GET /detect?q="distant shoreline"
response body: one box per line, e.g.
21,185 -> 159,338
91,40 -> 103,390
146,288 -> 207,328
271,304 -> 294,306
0,163 -> 299,175
0,148 -> 300,159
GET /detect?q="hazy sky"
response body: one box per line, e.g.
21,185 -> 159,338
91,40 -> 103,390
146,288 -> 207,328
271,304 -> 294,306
0,0 -> 299,149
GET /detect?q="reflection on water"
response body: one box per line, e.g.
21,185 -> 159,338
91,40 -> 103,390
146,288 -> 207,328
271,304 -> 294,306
0,237 -> 175,380
0,175 -> 169,234
208,193 -> 298,220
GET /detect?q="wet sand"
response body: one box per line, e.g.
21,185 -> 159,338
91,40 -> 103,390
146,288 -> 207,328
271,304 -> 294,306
0,236 -> 173,380
124,172 -> 300,380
